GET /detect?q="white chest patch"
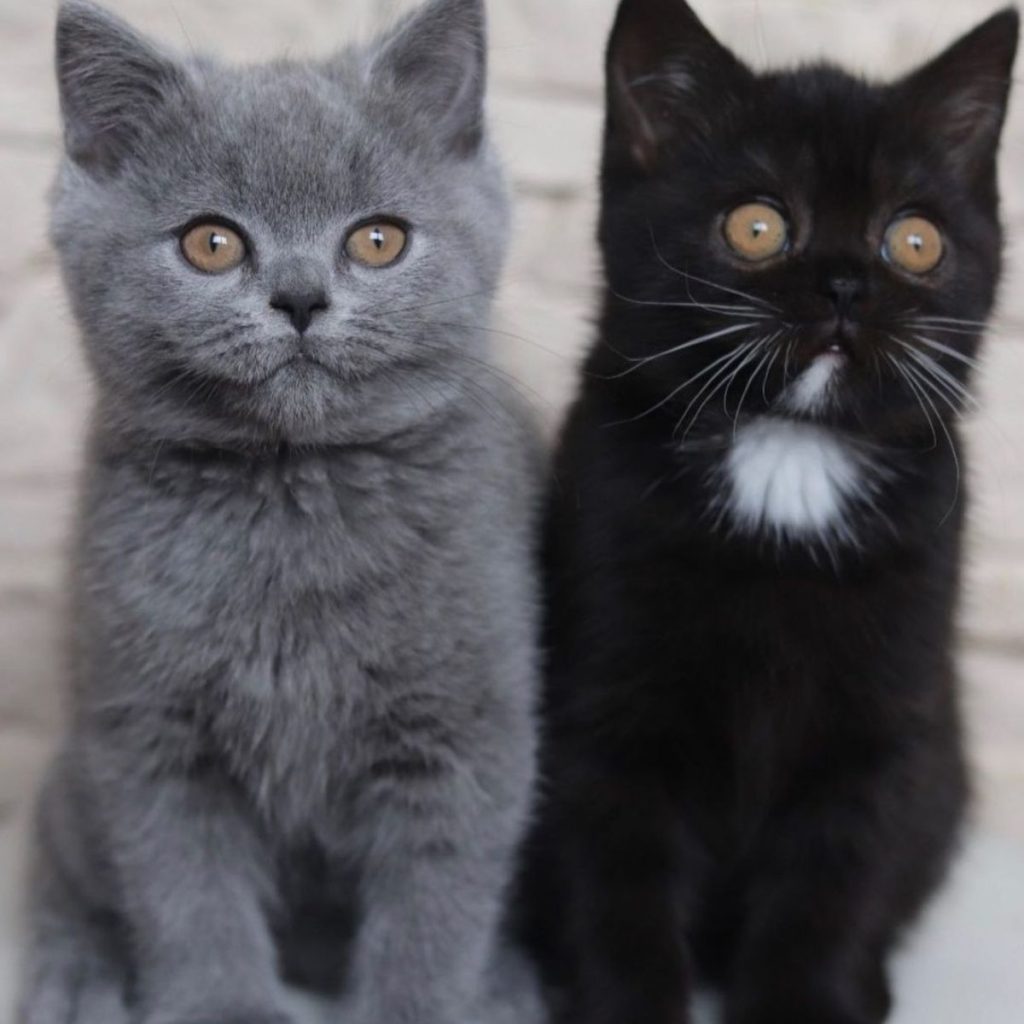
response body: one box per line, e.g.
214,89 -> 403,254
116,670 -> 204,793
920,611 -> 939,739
783,352 -> 845,415
723,417 -> 870,540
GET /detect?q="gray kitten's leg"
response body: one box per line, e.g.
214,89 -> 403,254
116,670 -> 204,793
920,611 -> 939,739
20,763 -> 131,1023
343,769 -> 529,1024
88,750 -> 292,1024
20,879 -> 129,1024
21,943 -> 128,1024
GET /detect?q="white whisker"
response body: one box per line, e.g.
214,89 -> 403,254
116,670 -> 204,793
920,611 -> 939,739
722,337 -> 773,416
604,340 -> 757,427
675,342 -> 761,441
601,321 -> 758,379
908,315 -> 991,328
906,323 -> 984,337
733,335 -> 780,438
896,357 -> 962,523
760,343 -> 782,405
892,338 -> 979,413
648,226 -> 783,312
609,288 -> 768,318
885,352 -> 938,451
911,334 -> 982,370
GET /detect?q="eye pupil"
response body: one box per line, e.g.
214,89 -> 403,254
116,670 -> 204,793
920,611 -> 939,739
181,222 -> 246,274
724,203 -> 788,263
346,221 -> 408,268
884,216 -> 943,275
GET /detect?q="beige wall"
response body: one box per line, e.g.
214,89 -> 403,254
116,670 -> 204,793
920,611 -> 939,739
0,0 -> 1022,1012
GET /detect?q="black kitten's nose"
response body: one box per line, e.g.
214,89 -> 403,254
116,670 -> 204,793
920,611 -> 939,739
270,289 -> 329,335
827,276 -> 865,316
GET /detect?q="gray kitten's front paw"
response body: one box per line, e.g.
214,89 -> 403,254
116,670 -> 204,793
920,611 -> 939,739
144,1014 -> 296,1024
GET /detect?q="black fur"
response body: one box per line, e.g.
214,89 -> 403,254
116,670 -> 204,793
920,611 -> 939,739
521,2 -> 1019,1022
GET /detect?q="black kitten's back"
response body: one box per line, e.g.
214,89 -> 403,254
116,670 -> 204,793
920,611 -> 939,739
522,2 -> 1016,1022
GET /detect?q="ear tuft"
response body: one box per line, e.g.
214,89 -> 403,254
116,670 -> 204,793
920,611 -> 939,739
899,7 -> 1020,181
606,0 -> 750,173
368,0 -> 488,158
56,0 -> 185,174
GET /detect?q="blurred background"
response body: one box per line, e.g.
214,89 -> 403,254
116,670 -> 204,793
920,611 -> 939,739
0,0 -> 1021,1020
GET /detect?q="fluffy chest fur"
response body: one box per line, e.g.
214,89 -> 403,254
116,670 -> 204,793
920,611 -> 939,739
74,427 -> 538,834
719,417 -> 876,542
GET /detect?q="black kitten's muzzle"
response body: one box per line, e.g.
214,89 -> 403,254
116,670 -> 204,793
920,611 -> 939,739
795,317 -> 864,364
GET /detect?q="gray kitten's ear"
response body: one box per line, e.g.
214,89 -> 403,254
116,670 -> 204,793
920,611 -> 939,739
898,7 -> 1019,181
368,0 -> 487,157
55,0 -> 186,174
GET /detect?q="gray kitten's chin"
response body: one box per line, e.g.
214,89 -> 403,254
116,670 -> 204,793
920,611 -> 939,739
103,362 -> 468,450
241,370 -> 345,438
234,356 -> 463,441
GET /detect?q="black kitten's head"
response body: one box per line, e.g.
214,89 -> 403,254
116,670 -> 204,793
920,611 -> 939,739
598,0 -> 1018,440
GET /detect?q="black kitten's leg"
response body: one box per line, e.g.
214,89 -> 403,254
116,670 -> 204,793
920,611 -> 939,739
727,885 -> 892,1024
560,769 -> 697,1024
725,803 -> 898,1024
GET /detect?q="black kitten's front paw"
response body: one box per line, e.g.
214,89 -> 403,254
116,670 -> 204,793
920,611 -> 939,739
727,997 -> 883,1024
732,1014 -> 870,1024
572,996 -> 689,1024
729,955 -> 891,1024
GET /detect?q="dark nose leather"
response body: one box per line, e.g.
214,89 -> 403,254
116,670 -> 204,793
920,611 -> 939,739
270,289 -> 329,335
827,276 -> 865,318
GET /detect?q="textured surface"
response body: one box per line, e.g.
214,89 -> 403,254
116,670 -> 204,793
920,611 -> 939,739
0,1 -> 1021,1021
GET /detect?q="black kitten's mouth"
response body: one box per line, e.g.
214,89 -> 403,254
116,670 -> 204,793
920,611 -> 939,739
809,318 -> 859,359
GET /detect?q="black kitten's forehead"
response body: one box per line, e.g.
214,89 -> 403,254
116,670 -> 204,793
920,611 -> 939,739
715,70 -> 968,238
731,72 -> 890,208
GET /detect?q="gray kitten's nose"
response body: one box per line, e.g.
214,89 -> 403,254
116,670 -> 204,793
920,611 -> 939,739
270,289 -> 329,335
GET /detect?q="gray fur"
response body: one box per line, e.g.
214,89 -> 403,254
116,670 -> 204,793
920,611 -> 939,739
20,2 -> 544,1022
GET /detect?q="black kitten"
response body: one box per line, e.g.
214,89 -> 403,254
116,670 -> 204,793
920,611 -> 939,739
521,2 -> 1019,1023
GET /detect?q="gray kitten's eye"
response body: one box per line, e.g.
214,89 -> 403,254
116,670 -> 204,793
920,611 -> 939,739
723,203 -> 789,262
181,223 -> 247,274
884,216 -> 944,275
346,222 -> 408,268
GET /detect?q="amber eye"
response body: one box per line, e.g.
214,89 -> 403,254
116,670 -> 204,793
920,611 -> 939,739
884,216 -> 944,275
180,222 -> 247,274
723,203 -> 789,263
346,222 -> 408,268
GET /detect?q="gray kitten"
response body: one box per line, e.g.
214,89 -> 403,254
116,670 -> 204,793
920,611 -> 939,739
18,2 -> 544,1023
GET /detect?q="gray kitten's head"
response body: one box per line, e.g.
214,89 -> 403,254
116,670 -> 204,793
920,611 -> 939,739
52,0 -> 509,446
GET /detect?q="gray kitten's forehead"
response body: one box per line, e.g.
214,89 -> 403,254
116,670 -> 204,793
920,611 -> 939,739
138,59 -> 436,234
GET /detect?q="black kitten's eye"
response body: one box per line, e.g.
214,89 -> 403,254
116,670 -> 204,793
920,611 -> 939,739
883,216 -> 944,275
723,203 -> 789,263
181,222 -> 247,274
346,221 -> 408,268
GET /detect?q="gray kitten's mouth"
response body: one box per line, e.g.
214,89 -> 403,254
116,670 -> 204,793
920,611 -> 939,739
258,352 -> 346,387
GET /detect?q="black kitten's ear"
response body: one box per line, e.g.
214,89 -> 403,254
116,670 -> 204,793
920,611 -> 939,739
899,7 -> 1020,181
369,0 -> 488,158
606,0 -> 750,172
56,1 -> 185,174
